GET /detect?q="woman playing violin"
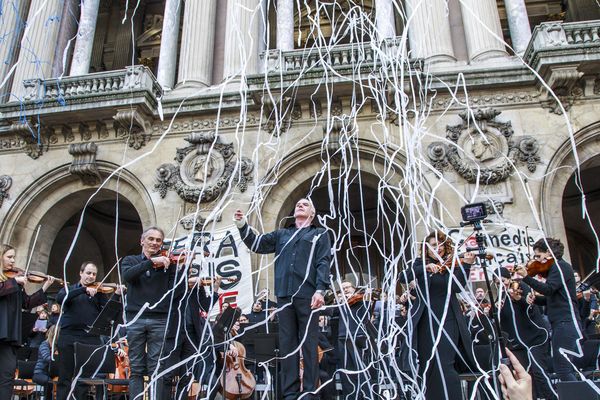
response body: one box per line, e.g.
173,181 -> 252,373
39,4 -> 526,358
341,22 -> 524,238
514,238 -> 581,383
0,244 -> 55,398
496,267 -> 553,399
399,231 -> 476,400
55,261 -> 124,400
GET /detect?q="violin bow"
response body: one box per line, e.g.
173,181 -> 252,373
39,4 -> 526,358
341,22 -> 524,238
24,225 -> 42,276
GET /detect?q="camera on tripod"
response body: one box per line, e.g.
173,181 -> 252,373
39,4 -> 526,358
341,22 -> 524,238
460,202 -> 488,223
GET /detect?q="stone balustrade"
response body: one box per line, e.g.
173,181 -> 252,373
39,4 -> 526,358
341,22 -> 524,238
262,38 -> 407,74
21,66 -> 162,103
525,20 -> 600,61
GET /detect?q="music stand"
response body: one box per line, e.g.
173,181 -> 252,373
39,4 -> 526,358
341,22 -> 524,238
213,307 -> 242,399
86,297 -> 123,337
253,333 -> 280,400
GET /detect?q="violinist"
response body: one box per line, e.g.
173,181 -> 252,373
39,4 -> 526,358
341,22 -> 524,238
55,261 -> 123,400
121,226 -> 185,400
514,238 -> 581,382
399,231 -> 476,400
496,268 -> 553,400
335,281 -> 374,399
173,273 -> 221,400
0,244 -> 54,398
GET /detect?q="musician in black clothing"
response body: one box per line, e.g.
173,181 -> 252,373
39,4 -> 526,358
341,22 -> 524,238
515,238 -> 581,382
121,226 -> 185,400
400,231 -> 476,400
336,281 -> 374,399
0,244 -> 54,398
497,267 -> 554,400
55,261 -> 123,400
234,198 -> 331,400
173,274 -> 220,399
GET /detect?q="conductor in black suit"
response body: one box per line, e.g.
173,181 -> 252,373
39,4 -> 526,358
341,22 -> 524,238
234,198 -> 331,400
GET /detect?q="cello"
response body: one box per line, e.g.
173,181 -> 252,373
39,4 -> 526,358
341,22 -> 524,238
108,340 -> 130,394
222,333 -> 256,400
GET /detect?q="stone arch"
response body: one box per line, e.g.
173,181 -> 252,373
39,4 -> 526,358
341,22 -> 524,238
0,161 -> 155,274
540,121 -> 600,260
248,139 -> 426,290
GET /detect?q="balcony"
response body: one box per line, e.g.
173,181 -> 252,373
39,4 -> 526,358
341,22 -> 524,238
1,66 -> 162,120
524,20 -> 600,113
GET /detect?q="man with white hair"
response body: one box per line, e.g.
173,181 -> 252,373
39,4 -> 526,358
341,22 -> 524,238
234,198 -> 331,400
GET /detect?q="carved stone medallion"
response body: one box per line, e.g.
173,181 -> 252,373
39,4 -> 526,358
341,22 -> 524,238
155,132 -> 253,203
427,108 -> 540,184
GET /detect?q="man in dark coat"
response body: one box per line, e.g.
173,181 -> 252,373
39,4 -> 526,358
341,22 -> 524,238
234,198 -> 331,400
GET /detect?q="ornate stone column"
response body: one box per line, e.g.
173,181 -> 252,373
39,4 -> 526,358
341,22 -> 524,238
176,0 -> 217,88
460,0 -> 507,61
222,0 -> 261,79
405,0 -> 455,63
503,0 -> 531,55
375,0 -> 396,40
69,0 -> 100,76
51,0 -> 79,76
0,0 -> 30,103
276,0 -> 294,50
10,0 -> 62,99
157,0 -> 182,90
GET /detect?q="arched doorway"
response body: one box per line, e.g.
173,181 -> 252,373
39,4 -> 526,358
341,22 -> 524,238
47,193 -> 143,291
562,161 -> 600,276
261,141 -> 414,293
0,163 -> 155,292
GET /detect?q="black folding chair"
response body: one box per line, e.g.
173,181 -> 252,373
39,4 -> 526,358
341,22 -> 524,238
73,343 -> 115,400
14,360 -> 41,399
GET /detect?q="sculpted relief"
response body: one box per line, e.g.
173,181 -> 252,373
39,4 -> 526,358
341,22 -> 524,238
155,132 -> 253,204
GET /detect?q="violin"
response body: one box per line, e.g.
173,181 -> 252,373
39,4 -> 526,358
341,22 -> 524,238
152,249 -> 190,269
508,280 -> 523,299
188,275 -> 238,288
3,266 -> 65,286
347,292 -> 365,306
222,340 -> 256,399
518,257 -> 555,278
85,282 -> 122,294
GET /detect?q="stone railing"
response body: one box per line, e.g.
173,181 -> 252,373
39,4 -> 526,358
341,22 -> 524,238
261,38 -> 407,74
524,20 -> 600,62
21,65 -> 162,102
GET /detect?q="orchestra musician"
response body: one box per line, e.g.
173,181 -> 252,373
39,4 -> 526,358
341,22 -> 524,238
400,231 -> 476,400
121,226 -> 185,400
496,267 -> 554,400
234,198 -> 331,400
173,273 -> 221,399
514,238 -> 581,382
55,261 -> 124,400
0,244 -> 55,398
336,280 -> 374,399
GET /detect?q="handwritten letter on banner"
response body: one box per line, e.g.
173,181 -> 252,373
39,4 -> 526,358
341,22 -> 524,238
165,227 -> 254,316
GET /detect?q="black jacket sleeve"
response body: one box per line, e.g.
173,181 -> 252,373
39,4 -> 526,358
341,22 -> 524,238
55,286 -> 87,305
238,224 -> 279,254
314,229 -> 331,291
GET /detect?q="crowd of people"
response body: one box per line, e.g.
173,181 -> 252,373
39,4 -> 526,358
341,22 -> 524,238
0,199 -> 599,399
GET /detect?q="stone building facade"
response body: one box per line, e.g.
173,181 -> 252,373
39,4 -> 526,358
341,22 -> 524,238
0,0 -> 599,291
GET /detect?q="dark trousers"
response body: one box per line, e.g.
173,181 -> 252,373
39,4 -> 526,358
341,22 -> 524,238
127,317 -> 175,400
278,296 -> 320,400
416,314 -> 462,400
337,336 -> 372,399
512,343 -> 555,400
174,332 -> 216,400
56,331 -> 102,400
0,343 -> 17,398
551,320 -> 579,382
